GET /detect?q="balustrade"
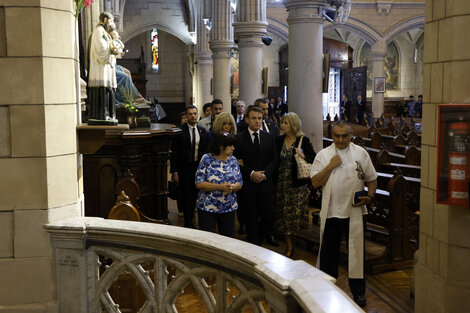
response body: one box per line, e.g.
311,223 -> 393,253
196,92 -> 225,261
46,217 -> 362,313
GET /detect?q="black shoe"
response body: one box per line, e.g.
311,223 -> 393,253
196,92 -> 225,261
285,249 -> 294,258
265,235 -> 280,247
353,295 -> 366,307
238,224 -> 246,235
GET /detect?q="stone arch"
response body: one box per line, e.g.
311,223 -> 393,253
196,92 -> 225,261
266,17 -> 288,44
122,24 -> 193,46
383,15 -> 425,44
121,0 -> 194,45
323,17 -> 383,45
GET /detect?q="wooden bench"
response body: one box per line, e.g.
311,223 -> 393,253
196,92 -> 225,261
365,173 -> 419,273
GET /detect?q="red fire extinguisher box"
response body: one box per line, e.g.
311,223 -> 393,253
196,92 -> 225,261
437,105 -> 470,207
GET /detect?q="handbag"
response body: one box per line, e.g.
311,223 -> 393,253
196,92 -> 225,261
294,136 -> 312,180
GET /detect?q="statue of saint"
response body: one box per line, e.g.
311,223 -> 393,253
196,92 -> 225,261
87,11 -> 119,125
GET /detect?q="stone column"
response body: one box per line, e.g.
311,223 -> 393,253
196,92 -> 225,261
195,1 -> 213,109
284,0 -> 326,152
0,1 -> 80,311
233,0 -> 268,106
371,40 -> 386,117
415,1 -> 470,312
209,0 -> 235,112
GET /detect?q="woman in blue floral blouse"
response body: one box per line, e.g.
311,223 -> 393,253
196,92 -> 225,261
195,133 -> 243,237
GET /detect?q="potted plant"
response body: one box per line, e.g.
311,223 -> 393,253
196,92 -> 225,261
117,86 -> 139,128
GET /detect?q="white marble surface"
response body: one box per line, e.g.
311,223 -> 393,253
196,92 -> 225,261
46,217 -> 363,312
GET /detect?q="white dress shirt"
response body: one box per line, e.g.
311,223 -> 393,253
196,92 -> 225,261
188,124 -> 200,162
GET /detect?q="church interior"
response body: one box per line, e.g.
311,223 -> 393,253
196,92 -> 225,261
0,0 -> 469,312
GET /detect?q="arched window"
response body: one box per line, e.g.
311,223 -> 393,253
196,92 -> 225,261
151,28 -> 159,71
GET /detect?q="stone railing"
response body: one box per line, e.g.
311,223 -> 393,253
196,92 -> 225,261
45,217 -> 362,313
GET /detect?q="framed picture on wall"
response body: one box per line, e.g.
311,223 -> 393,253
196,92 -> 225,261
374,77 -> 386,93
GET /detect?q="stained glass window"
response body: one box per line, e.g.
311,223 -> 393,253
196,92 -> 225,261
151,28 -> 159,71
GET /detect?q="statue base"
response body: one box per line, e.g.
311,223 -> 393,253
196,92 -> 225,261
88,119 -> 119,126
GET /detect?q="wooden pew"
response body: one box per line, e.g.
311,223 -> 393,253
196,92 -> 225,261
378,162 -> 421,178
365,173 -> 419,273
376,172 -> 421,213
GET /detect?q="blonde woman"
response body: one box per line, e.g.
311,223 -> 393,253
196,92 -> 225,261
212,112 -> 237,135
274,113 -> 316,257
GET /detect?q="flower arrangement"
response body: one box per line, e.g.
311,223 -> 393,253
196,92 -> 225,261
118,86 -> 139,114
124,101 -> 139,114
75,0 -> 94,17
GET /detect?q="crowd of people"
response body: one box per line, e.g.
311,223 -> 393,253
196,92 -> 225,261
170,98 -> 377,308
396,95 -> 423,117
170,97 -> 309,246
340,94 -> 423,123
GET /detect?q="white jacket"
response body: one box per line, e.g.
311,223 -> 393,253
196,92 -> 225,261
88,25 -> 117,89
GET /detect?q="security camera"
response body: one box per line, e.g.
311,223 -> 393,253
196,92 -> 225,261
261,36 -> 272,46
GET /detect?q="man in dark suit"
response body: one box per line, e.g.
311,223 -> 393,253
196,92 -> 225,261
170,105 -> 208,228
233,100 -> 246,125
275,96 -> 288,117
235,106 -> 279,246
255,98 -> 278,136
356,95 -> 366,124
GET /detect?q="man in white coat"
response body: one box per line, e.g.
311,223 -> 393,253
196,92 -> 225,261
87,11 -> 119,125
311,120 -> 377,307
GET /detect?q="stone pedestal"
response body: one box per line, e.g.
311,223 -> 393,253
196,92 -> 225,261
284,0 -> 326,152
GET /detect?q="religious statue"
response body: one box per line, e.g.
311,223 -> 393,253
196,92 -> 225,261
87,11 -> 119,125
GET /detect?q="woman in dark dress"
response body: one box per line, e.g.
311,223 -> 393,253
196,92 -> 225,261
274,113 -> 316,257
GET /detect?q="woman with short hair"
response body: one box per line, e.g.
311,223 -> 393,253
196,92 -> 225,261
195,133 -> 243,237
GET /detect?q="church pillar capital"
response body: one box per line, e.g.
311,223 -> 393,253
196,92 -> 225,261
284,0 -> 326,25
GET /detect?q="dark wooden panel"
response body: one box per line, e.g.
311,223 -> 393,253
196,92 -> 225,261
82,125 -> 179,221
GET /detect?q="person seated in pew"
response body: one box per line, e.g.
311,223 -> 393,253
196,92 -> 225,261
311,120 -> 377,308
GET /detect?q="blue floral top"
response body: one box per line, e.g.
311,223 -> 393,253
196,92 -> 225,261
195,153 -> 243,213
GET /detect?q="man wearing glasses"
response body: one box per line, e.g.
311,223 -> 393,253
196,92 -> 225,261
311,120 -> 377,308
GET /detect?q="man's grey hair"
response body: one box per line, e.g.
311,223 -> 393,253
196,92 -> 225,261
332,120 -> 352,133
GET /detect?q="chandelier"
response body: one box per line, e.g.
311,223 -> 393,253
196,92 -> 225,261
325,0 -> 352,24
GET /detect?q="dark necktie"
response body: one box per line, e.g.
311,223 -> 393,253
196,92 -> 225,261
253,132 -> 260,152
190,127 -> 196,162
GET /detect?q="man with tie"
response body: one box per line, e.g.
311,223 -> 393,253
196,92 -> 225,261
233,100 -> 246,124
170,105 -> 208,228
255,98 -> 278,136
235,106 -> 279,246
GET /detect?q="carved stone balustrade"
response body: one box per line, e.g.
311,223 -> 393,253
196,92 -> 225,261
46,217 -> 362,313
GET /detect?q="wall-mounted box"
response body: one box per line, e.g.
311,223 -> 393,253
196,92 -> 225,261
437,105 -> 470,207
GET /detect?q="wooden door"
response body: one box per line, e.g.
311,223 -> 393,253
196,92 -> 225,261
343,66 -> 367,103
